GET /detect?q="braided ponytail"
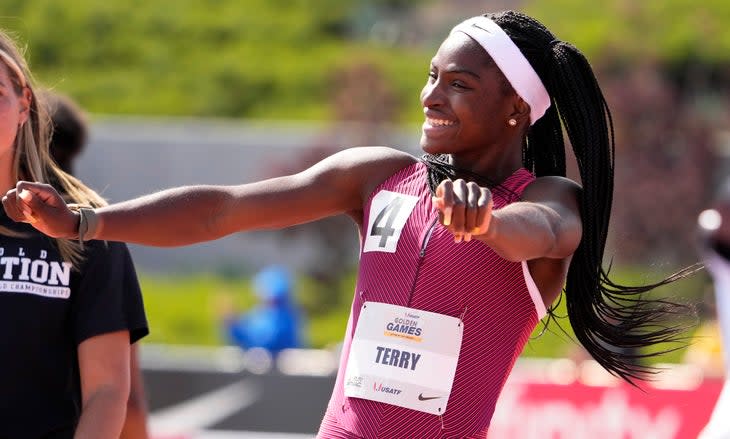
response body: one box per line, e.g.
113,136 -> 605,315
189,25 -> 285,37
491,10 -> 701,383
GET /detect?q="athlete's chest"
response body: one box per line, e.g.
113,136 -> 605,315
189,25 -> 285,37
359,189 -> 511,315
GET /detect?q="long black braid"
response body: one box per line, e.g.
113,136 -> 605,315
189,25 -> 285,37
475,10 -> 701,383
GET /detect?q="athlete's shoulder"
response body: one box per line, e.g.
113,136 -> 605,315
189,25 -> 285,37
337,146 -> 418,169
337,147 -> 420,201
530,175 -> 582,188
522,175 -> 582,202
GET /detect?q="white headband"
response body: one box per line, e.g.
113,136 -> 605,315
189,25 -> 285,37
451,16 -> 550,125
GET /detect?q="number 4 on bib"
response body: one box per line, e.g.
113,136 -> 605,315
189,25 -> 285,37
363,191 -> 419,253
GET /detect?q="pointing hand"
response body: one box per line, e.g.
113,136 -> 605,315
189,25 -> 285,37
432,179 -> 493,243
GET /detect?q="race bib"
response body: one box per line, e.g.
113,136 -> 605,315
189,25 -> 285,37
344,301 -> 463,415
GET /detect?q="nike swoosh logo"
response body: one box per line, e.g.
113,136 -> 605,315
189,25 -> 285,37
418,393 -> 442,401
471,23 -> 494,34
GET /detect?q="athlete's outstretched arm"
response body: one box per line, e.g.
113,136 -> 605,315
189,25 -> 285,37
3,147 -> 415,247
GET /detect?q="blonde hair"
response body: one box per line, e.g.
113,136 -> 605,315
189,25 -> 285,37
0,30 -> 106,267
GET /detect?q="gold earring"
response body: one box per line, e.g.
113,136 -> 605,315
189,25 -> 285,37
508,118 -> 517,127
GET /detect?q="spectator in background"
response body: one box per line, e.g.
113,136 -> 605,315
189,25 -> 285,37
0,31 -> 148,438
222,265 -> 305,355
697,178 -> 730,439
44,90 -> 152,439
45,91 -> 87,175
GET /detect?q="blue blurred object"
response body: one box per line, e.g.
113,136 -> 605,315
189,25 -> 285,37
225,265 -> 304,354
254,265 -> 293,301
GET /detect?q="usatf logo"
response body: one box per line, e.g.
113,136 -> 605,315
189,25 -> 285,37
373,382 -> 402,395
384,312 -> 423,342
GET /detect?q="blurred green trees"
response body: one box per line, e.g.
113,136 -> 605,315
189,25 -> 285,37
2,0 -> 429,120
3,0 -> 729,124
525,0 -> 730,63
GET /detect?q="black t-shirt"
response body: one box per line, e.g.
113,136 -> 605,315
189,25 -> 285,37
0,212 -> 148,439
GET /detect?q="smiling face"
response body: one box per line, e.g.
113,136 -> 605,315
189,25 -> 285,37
419,32 -> 519,157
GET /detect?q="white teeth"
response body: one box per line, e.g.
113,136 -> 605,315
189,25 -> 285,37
427,118 -> 454,127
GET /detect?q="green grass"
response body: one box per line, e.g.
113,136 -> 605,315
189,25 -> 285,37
139,273 -> 257,346
139,271 -> 355,348
139,264 -> 709,367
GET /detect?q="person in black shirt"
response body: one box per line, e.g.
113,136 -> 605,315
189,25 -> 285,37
0,31 -> 148,438
43,90 -> 152,439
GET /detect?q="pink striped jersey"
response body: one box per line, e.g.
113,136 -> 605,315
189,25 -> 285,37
317,161 -> 547,438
